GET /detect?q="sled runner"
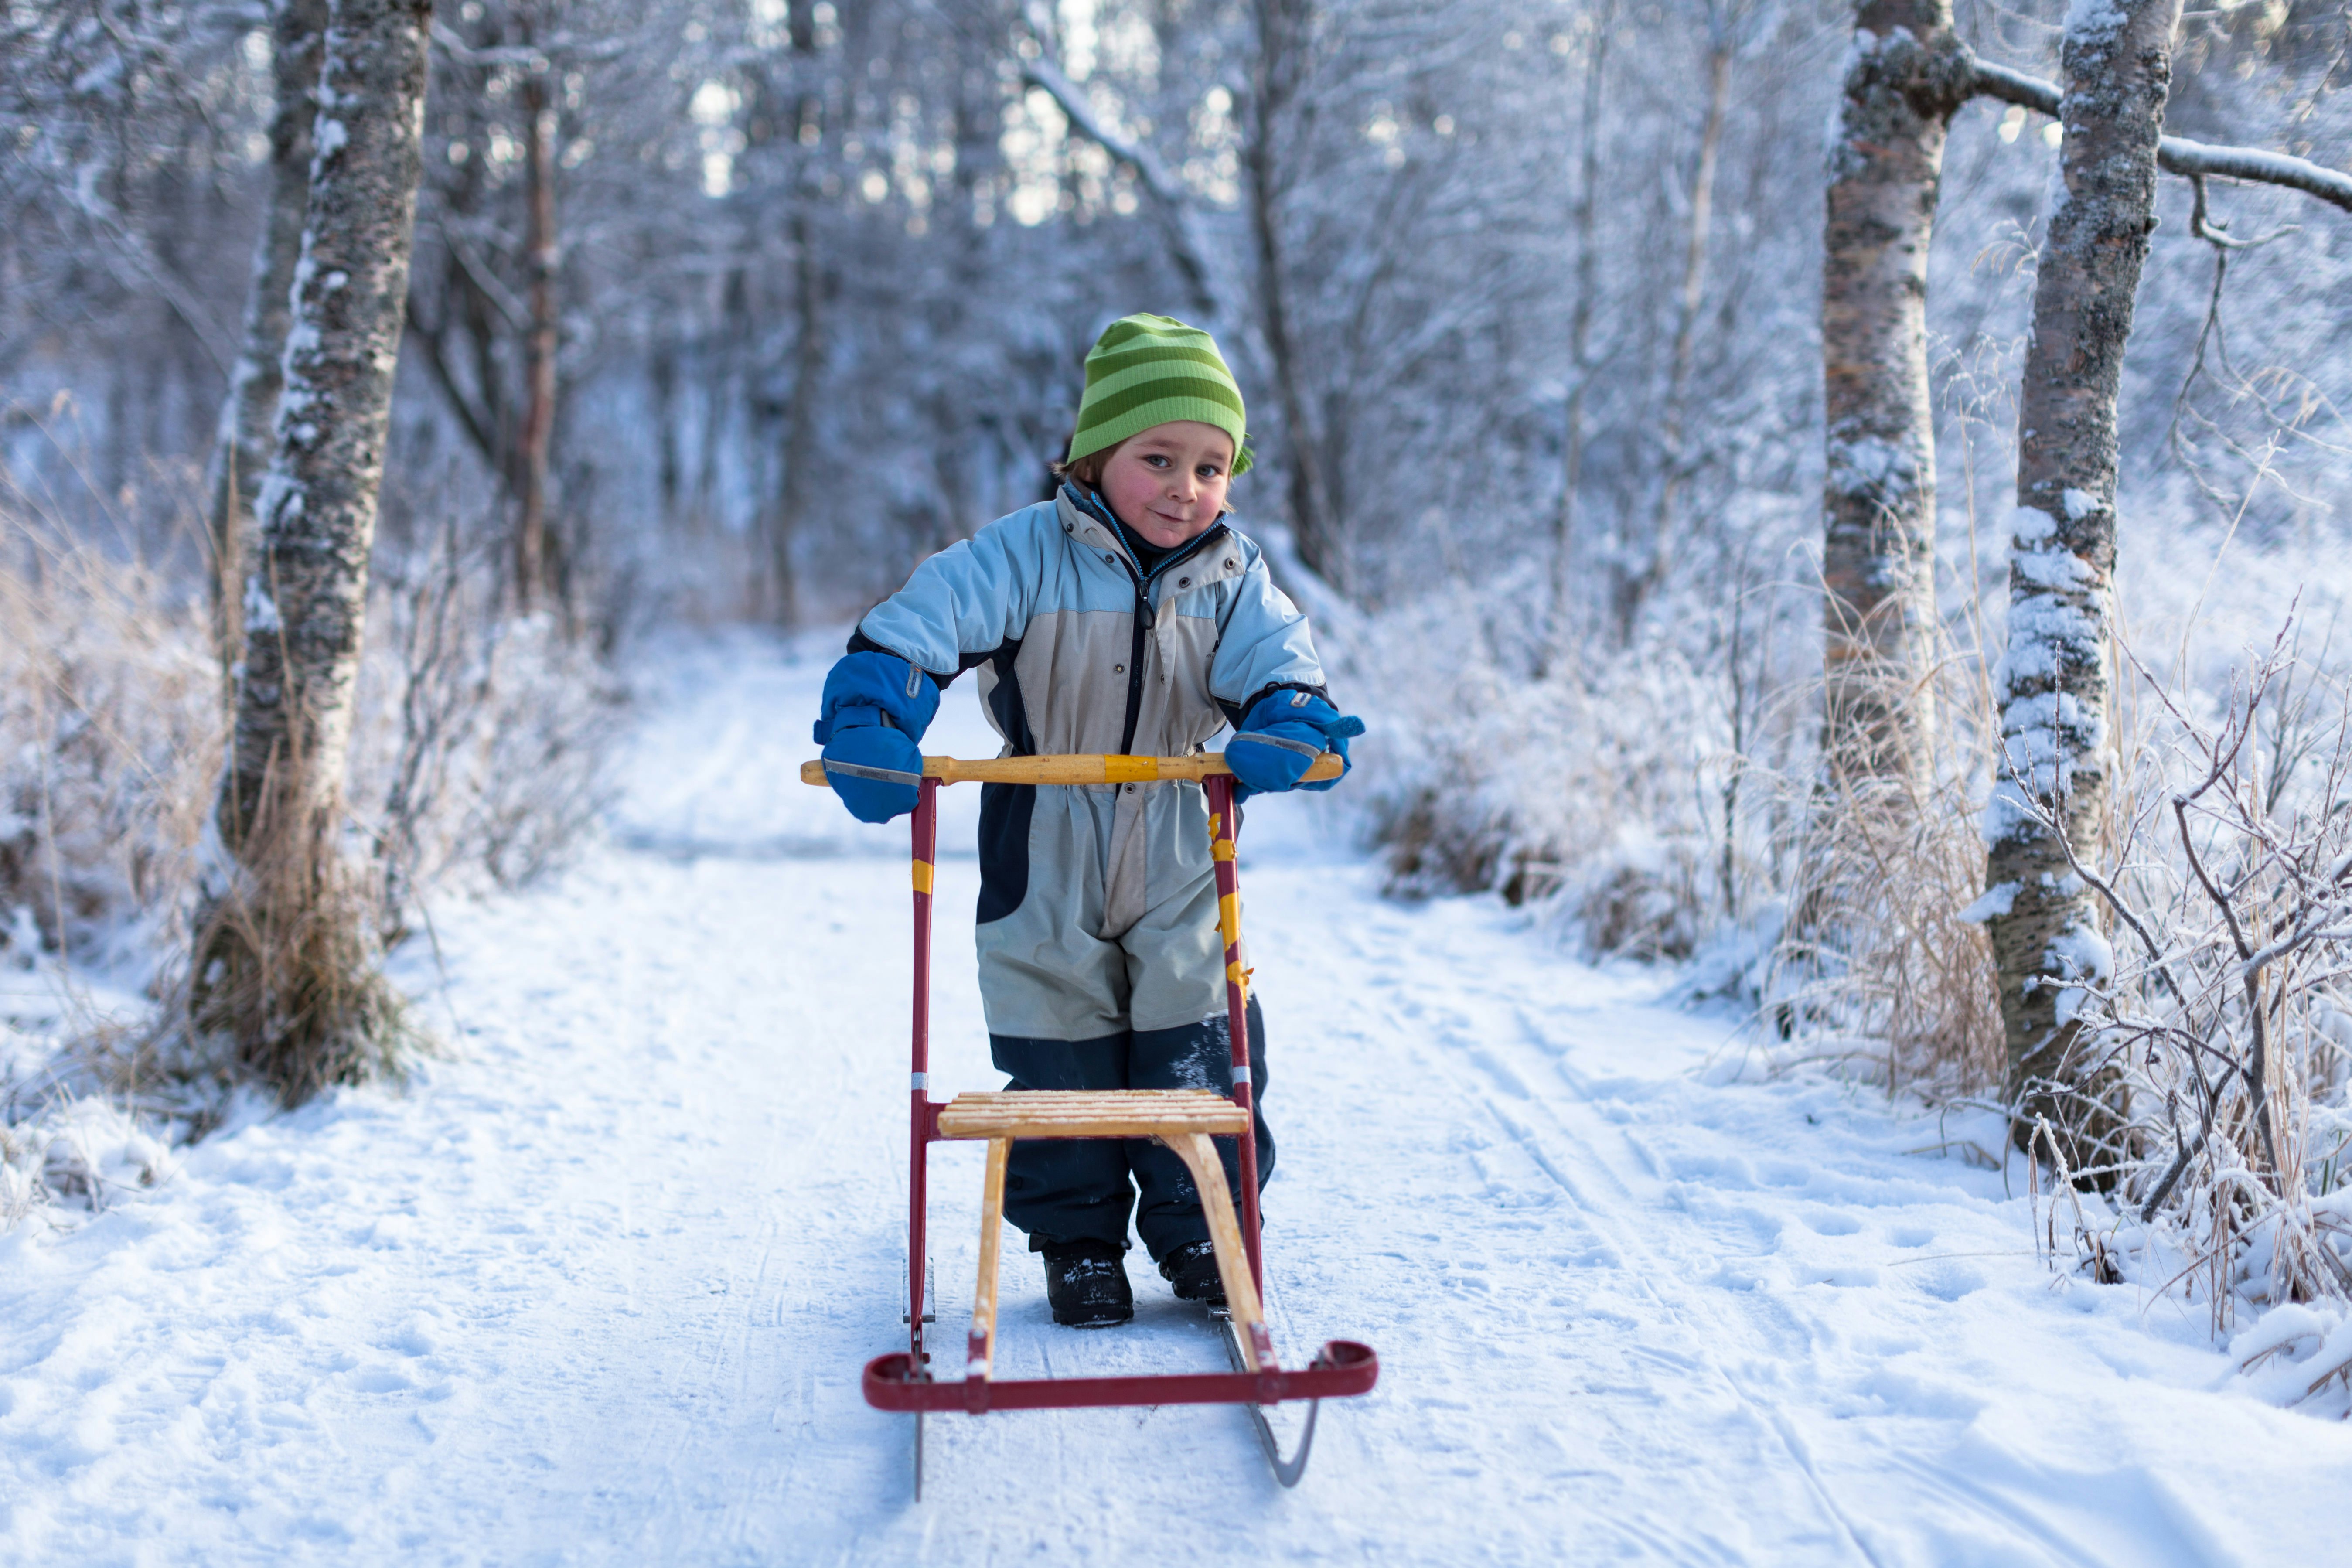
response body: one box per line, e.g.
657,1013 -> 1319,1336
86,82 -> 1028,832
798,751 -> 1379,1493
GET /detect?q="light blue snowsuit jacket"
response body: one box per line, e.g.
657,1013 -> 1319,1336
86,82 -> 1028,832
855,487 -> 1331,1040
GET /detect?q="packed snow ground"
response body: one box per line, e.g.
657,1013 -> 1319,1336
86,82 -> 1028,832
5,632 -> 2349,1565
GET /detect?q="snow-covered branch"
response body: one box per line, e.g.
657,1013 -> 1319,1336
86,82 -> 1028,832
1967,53 -> 2352,215
1012,24 -> 1224,328
1016,53 -> 1185,212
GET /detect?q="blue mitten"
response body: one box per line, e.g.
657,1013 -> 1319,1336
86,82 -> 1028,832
812,651 -> 941,823
1224,690 -> 1366,798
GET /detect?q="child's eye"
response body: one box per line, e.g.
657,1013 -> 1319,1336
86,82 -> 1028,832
1143,454 -> 1170,468
1197,464 -> 1222,480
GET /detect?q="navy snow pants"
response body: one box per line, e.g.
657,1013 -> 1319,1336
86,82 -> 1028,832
991,995 -> 1274,1263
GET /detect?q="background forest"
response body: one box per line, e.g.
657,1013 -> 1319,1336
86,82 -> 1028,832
6,0 -> 2352,1328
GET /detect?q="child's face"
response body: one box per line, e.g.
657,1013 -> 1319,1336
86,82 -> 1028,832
1098,421 -> 1235,550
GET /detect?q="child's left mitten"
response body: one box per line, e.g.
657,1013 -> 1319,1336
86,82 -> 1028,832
1224,690 -> 1366,798
812,651 -> 941,823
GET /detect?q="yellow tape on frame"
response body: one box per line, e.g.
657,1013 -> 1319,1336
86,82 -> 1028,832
912,860 -> 934,895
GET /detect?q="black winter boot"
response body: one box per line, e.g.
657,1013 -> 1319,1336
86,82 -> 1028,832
1158,1240 -> 1227,1307
1042,1240 -> 1133,1327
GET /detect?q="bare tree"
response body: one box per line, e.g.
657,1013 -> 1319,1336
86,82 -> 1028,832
1613,17 -> 1734,644
195,0 -> 438,1102
1017,3 -> 1226,332
765,0 -> 826,630
202,0 -> 329,697
1813,19 -> 2350,799
1984,0 -> 2185,1162
402,5 -> 619,620
513,3 -> 563,615
1551,2 -> 1612,651
1245,0 -> 1345,591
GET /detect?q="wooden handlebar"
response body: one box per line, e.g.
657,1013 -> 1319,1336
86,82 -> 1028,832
798,751 -> 1344,787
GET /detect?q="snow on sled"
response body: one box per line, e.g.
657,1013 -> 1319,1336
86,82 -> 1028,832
800,751 -> 1379,1493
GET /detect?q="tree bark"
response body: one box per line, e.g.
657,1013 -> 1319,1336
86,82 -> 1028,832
764,4 -> 825,630
1245,0 -> 1342,593
772,207 -> 820,629
1819,4 -> 1974,785
515,17 -> 562,616
1985,0 -> 2183,1163
1551,7 -> 1611,654
201,0 -> 328,700
199,0 -> 436,1101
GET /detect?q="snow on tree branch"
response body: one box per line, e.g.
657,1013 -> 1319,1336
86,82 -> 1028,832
1967,52 -> 2352,215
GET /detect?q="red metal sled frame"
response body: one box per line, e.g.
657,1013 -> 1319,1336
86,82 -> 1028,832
876,768 -> 1378,1418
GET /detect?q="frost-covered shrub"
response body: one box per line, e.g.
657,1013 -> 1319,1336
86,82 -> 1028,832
0,535 -> 221,977
0,511 -> 623,970
1350,581 -> 1804,962
0,507 -> 626,1221
0,1092 -> 177,1229
351,540 -> 624,936
2044,631 -> 2352,1372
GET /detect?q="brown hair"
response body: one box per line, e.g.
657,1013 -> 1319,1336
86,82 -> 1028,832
1049,439 -> 1119,491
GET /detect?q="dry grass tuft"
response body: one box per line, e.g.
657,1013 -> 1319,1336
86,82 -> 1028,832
180,814 -> 426,1110
1766,763 -> 2006,1101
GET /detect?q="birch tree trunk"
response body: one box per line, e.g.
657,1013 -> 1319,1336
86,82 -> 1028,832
201,0 -> 328,697
1985,0 -> 2183,1164
1820,4 -> 1972,786
197,0 -> 436,1102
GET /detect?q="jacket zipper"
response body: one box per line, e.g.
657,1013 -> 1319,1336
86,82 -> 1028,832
1110,521 -> 1228,758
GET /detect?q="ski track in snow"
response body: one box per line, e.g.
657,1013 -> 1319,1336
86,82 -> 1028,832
5,630 -> 2348,1565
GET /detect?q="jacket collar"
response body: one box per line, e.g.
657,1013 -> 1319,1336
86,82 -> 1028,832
1054,483 -> 1231,584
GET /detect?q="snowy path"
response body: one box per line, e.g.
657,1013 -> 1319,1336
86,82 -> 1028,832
6,633 -> 2349,1565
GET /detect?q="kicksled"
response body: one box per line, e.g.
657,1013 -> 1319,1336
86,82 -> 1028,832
799,750 -> 1379,1493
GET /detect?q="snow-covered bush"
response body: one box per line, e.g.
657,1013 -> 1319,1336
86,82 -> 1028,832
0,1085 -> 178,1229
0,532 -> 221,977
0,504 -> 626,1223
354,532 -> 624,937
1350,569 -> 1815,964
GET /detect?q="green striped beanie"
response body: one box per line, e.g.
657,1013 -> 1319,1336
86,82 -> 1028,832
1068,314 -> 1252,475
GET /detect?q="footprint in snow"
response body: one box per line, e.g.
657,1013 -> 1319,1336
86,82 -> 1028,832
1913,1263 -> 1984,1301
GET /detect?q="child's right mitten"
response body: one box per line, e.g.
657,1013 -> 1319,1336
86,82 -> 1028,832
1224,690 -> 1366,798
812,650 -> 940,822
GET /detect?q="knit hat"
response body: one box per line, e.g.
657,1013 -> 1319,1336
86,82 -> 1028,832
1067,314 -> 1252,475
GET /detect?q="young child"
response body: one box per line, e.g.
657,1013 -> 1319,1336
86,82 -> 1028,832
811,314 -> 1363,1327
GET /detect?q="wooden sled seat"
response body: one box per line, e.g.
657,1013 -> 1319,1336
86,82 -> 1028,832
939,1087 -> 1272,1380
935,1089 -> 1249,1141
